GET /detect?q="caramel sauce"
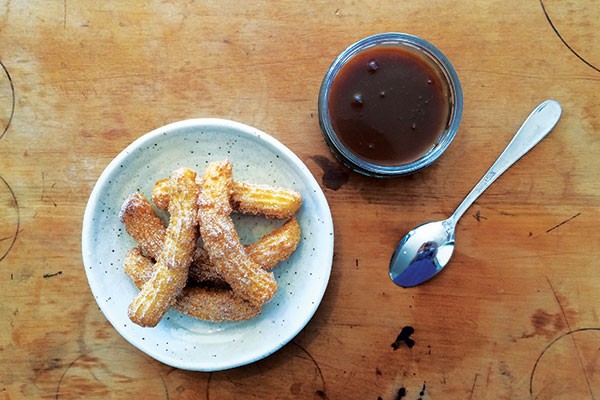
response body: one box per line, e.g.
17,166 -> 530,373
328,46 -> 450,166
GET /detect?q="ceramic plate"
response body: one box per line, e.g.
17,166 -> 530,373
82,118 -> 334,371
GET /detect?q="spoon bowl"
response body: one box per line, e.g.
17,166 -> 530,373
390,220 -> 455,287
389,100 -> 562,287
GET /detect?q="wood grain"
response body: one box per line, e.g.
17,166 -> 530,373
1,1 -> 599,399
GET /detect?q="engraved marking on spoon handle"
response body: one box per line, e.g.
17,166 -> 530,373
449,100 -> 562,225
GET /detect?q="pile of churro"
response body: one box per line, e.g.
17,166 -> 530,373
119,160 -> 302,327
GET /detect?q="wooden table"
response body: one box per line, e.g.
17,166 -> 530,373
1,1 -> 599,398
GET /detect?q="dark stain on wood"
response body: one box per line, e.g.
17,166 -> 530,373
392,326 -> 415,350
310,155 -> 349,191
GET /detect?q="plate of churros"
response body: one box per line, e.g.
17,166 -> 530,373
82,118 -> 334,371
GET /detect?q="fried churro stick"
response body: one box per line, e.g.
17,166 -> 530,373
246,217 -> 301,269
124,248 -> 260,322
177,286 -> 261,322
151,178 -> 171,211
188,217 -> 301,284
198,160 -> 277,306
231,181 -> 302,219
124,247 -> 155,288
152,178 -> 302,219
119,192 -> 165,259
128,168 -> 199,327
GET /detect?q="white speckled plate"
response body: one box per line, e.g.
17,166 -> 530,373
82,118 -> 333,371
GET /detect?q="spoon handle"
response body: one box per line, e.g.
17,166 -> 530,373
448,99 -> 562,225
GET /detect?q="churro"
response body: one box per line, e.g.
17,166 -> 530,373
151,178 -> 171,211
119,192 -> 165,260
197,160 -> 278,306
124,248 -> 260,322
127,167 -> 199,327
231,181 -> 302,219
246,216 -> 301,269
152,177 -> 302,219
177,286 -> 261,322
188,217 -> 301,284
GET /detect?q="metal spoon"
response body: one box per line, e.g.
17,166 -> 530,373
389,99 -> 562,287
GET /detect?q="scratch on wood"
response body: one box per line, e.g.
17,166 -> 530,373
332,322 -> 364,328
1,0 -> 9,25
485,362 -> 493,386
0,175 -> 20,263
41,172 -> 58,207
529,328 -> 600,399
158,372 -> 171,400
545,276 -> 595,399
293,341 -> 327,398
41,172 -> 46,201
473,210 -> 487,222
545,212 -> 580,233
43,271 -> 63,278
55,354 -> 81,399
540,0 -> 600,73
1,59 -> 16,141
545,276 -> 571,333
206,372 -> 212,400
468,373 -> 479,400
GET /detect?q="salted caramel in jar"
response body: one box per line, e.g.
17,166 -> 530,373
319,33 -> 463,177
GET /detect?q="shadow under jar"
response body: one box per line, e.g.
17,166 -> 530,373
318,33 -> 463,177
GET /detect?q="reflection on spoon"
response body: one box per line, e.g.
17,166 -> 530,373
390,100 -> 562,287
